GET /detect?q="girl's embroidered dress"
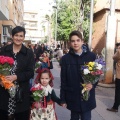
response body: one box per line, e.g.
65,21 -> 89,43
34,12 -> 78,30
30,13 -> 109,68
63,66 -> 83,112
30,84 -> 60,120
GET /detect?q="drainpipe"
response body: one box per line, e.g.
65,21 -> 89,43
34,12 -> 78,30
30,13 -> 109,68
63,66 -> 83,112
104,0 -> 116,84
88,0 -> 94,51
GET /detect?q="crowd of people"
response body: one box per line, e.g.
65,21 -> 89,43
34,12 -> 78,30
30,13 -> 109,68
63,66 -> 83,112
0,26 -> 68,120
0,26 -> 119,120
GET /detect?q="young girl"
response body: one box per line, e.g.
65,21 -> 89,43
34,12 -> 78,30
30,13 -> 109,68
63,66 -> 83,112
30,68 -> 61,120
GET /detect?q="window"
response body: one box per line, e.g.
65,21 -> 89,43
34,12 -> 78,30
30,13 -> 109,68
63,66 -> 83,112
3,27 -> 7,35
31,14 -> 35,18
29,22 -> 37,27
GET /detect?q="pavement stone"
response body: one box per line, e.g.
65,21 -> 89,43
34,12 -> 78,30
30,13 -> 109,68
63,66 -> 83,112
50,62 -> 120,120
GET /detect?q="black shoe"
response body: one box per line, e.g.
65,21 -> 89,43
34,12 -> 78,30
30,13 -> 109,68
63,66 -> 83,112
107,108 -> 118,112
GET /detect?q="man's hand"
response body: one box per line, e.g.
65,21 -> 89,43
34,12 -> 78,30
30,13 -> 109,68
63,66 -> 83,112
86,83 -> 93,91
61,103 -> 67,108
0,81 -> 3,86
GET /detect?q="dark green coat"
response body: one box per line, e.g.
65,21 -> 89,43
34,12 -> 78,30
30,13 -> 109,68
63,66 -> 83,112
45,89 -> 61,105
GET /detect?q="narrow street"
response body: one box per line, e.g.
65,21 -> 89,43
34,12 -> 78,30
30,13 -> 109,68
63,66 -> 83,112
0,0 -> 120,120
50,62 -> 120,120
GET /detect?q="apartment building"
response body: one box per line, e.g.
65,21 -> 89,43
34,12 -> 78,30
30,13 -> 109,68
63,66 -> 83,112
0,0 -> 24,44
24,10 -> 43,44
23,0 -> 53,45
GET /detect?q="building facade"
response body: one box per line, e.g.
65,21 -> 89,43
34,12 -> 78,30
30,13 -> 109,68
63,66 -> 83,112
0,0 -> 24,45
23,0 -> 53,45
23,10 -> 48,45
92,0 -> 120,54
92,0 -> 120,83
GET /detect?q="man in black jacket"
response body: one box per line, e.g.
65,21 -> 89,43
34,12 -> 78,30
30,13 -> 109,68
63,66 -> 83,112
0,26 -> 34,120
60,31 -> 96,120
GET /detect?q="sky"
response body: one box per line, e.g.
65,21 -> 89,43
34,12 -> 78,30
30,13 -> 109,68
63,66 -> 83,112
24,0 -> 56,12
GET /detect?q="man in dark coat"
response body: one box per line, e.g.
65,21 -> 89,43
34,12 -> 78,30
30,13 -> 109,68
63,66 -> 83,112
0,26 -> 34,120
60,31 -> 96,120
107,43 -> 120,112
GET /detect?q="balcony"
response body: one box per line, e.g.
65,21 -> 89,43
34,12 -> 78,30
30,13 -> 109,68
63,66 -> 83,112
24,13 -> 38,22
24,17 -> 38,22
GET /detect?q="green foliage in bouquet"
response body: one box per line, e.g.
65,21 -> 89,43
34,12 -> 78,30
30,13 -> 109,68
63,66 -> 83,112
0,63 -> 11,75
35,61 -> 41,70
30,84 -> 45,102
31,90 -> 45,102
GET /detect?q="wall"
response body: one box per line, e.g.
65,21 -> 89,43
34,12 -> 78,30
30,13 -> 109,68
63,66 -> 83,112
92,10 -> 107,54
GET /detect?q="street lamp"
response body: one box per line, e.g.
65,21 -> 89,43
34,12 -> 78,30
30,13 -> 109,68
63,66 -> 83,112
52,6 -> 57,48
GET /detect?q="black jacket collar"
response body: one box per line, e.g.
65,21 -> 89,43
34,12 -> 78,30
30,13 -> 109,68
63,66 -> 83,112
5,43 -> 27,55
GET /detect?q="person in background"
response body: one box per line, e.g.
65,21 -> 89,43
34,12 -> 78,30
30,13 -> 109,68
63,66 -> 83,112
6,39 -> 12,45
2,42 -> 7,46
63,48 -> 69,55
27,43 -> 35,89
0,43 -> 4,50
107,43 -> 120,112
39,43 -> 46,56
33,44 -> 40,62
35,43 -> 46,62
0,26 -> 34,120
60,30 -> 96,120
40,51 -> 50,69
54,44 -> 63,65
54,44 -> 63,60
27,43 -> 34,52
82,41 -> 89,53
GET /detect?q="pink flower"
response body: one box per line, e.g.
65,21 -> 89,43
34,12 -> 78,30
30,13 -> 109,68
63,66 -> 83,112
7,57 -> 14,65
91,71 -> 96,75
0,56 -> 15,76
30,83 -> 43,92
95,70 -> 103,75
0,56 -> 14,65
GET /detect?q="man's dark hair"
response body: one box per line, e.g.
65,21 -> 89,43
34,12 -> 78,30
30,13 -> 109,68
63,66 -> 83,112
57,44 -> 60,48
69,30 -> 83,41
12,26 -> 26,37
116,42 -> 120,47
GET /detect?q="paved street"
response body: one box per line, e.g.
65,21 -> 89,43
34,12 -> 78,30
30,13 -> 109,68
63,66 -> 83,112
50,62 -> 120,120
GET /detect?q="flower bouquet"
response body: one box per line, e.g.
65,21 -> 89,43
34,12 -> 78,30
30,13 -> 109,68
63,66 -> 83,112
39,57 -> 44,62
0,56 -> 16,97
81,58 -> 105,101
31,83 -> 45,108
35,61 -> 41,71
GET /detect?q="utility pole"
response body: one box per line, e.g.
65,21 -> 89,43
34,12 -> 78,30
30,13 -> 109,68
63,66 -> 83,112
52,6 -> 57,48
104,0 -> 116,83
88,0 -> 94,50
55,7 -> 57,48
